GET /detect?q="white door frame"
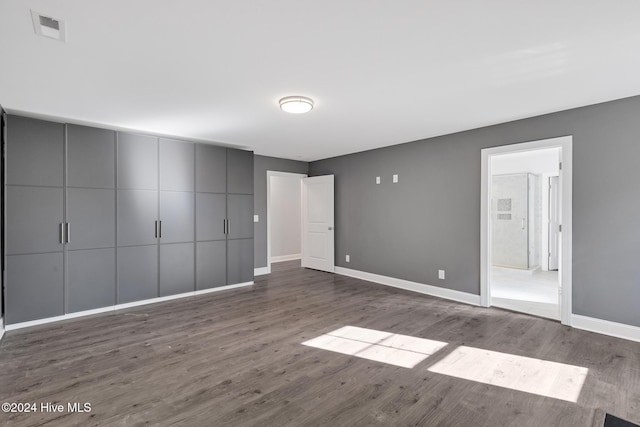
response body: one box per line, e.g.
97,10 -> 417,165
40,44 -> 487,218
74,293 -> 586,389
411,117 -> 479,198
266,170 -> 307,274
481,135 -> 573,325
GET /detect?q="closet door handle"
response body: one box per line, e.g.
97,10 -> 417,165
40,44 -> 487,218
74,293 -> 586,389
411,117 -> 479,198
66,223 -> 71,243
60,223 -> 65,244
223,219 -> 227,235
521,218 -> 526,230
159,220 -> 162,238
227,219 -> 230,236
155,220 -> 158,238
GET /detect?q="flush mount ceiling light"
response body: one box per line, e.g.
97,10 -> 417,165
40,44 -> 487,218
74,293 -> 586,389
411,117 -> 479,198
279,96 -> 314,114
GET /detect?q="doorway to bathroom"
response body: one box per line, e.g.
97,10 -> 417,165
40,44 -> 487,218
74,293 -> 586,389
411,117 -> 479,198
481,136 -> 573,324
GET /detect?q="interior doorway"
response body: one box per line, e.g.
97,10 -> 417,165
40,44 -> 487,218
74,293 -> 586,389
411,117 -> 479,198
266,171 -> 307,273
481,136 -> 573,325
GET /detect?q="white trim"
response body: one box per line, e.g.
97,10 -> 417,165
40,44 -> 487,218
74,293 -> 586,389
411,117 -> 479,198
194,281 -> 253,295
270,253 -> 301,263
571,314 -> 640,343
335,267 -> 481,306
5,281 -> 254,331
266,170 -> 307,278
254,266 -> 271,276
481,135 -> 573,326
0,317 -> 4,341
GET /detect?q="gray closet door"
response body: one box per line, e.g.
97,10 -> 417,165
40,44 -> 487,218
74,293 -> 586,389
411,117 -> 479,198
196,144 -> 226,193
227,239 -> 254,285
160,138 -> 194,192
5,253 -> 64,324
117,132 -> 158,190
227,194 -> 253,239
196,193 -> 226,241
160,243 -> 194,296
196,241 -> 227,290
159,191 -> 194,244
67,125 -> 115,189
67,248 -> 116,312
117,245 -> 158,303
226,149 -> 253,194
117,189 -> 158,247
7,116 -> 64,187
67,188 -> 115,250
6,186 -> 64,255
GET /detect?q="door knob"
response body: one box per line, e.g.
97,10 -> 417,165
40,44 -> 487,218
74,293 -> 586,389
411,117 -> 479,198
328,226 -> 333,230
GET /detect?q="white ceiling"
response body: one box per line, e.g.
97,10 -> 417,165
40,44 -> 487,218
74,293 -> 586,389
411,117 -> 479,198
2,1 -> 640,162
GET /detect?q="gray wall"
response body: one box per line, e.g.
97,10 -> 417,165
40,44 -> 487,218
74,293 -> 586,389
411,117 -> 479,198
310,95 -> 640,328
270,175 -> 303,258
254,155 -> 308,268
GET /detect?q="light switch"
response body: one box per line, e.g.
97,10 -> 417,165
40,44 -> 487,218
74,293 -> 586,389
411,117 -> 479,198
438,270 -> 445,280
253,215 -> 259,223
346,255 -> 350,262
393,174 -> 398,183
376,176 -> 381,184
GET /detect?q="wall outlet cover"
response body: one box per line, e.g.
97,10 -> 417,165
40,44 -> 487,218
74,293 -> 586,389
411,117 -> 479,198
346,255 -> 350,262
438,269 -> 445,280
393,174 -> 398,183
253,215 -> 259,222
376,176 -> 381,184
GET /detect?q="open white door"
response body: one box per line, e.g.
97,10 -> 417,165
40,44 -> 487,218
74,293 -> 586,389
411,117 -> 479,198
301,175 -> 335,273
548,176 -> 560,271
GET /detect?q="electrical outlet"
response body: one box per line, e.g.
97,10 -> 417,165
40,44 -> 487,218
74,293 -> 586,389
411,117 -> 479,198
346,255 -> 350,262
253,215 -> 259,222
438,269 -> 445,280
393,174 -> 398,183
376,176 -> 381,184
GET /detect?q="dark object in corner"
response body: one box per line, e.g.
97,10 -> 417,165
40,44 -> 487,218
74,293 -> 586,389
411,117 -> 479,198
604,413 -> 640,427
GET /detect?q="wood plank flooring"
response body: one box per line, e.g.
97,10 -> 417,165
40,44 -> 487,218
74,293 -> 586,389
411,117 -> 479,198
1,260 -> 639,426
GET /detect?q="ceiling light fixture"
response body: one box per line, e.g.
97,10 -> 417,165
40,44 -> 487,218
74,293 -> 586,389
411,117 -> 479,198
279,96 -> 314,114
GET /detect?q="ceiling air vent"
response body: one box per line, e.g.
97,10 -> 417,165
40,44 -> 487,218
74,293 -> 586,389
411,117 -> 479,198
31,10 -> 66,42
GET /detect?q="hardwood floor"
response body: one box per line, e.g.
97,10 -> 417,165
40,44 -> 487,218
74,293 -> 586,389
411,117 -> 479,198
1,260 -> 639,426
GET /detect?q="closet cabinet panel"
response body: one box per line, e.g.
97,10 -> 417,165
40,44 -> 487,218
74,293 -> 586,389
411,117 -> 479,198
160,138 -> 194,192
227,194 -> 253,240
196,193 -> 226,241
117,245 -> 158,303
196,241 -> 226,290
6,186 -> 64,255
67,188 -> 115,250
160,243 -> 194,296
5,253 -> 64,324
159,191 -> 194,244
227,239 -> 254,285
226,149 -> 253,194
67,248 -> 116,312
117,189 -> 158,247
117,132 -> 158,190
67,125 -> 115,188
6,116 -> 64,187
196,144 -> 226,193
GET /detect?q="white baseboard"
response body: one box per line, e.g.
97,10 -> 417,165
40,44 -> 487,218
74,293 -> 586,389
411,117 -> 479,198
254,266 -> 271,276
571,314 -> 640,343
270,254 -> 302,263
5,281 -> 254,332
0,316 -> 4,341
335,267 -> 481,306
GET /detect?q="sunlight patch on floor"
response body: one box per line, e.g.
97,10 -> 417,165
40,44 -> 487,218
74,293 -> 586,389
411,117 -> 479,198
302,326 -> 447,368
427,346 -> 588,402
